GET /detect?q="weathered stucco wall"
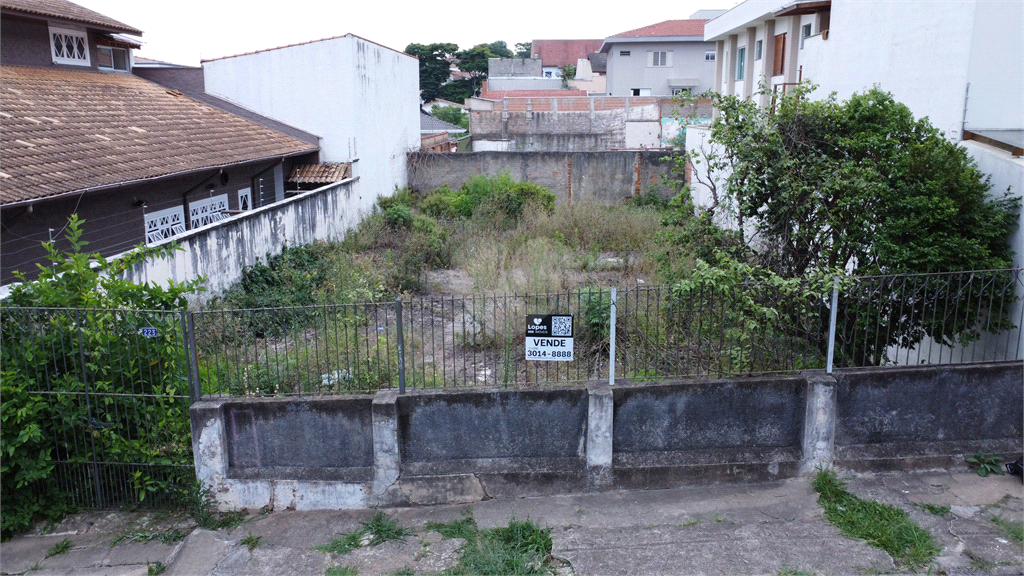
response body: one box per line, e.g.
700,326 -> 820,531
191,362 -> 1023,511
408,151 -> 676,204
470,103 -> 662,151
123,178 -> 363,301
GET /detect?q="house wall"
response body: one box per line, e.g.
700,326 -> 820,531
190,363 -> 1023,510
121,177 -> 362,299
0,154 -> 316,284
0,14 -> 133,73
964,0 -> 1024,131
202,35 -> 420,202
605,41 -> 716,97
407,151 -> 675,204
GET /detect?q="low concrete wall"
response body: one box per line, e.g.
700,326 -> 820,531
122,178 -> 365,301
470,102 -> 662,151
190,362 -> 1023,511
407,151 -> 675,204
834,363 -> 1023,471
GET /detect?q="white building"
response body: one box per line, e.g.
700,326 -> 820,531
203,34 -> 421,209
693,0 -> 1023,266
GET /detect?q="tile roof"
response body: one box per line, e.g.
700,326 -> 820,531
288,163 -> 351,184
0,65 -> 318,205
608,19 -> 709,38
478,89 -> 589,100
0,0 -> 142,35
531,40 -> 604,68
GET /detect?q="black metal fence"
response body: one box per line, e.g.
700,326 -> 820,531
0,307 -> 198,510
192,269 -> 1024,395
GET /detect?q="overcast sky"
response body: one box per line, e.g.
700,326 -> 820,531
77,0 -> 740,66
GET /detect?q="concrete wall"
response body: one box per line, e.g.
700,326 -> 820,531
486,77 -> 563,91
190,362 -> 1023,511
122,178 -> 363,300
488,58 -> 543,77
202,35 -> 420,201
407,151 -> 676,204
470,102 -> 662,152
965,0 -> 1024,131
605,41 -> 717,97
834,363 -> 1023,471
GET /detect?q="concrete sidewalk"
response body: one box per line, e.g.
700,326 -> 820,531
2,470 -> 1021,576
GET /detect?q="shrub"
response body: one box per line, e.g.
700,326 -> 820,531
384,205 -> 414,229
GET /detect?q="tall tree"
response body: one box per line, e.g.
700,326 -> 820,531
514,42 -> 532,58
487,41 -> 514,58
405,42 -> 458,102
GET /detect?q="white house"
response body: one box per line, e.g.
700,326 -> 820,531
202,34 -> 421,209
600,13 -> 724,97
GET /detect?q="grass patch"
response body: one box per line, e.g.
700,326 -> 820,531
325,566 -> 358,576
775,570 -> 815,576
241,531 -> 262,550
45,538 -> 72,557
315,511 -> 411,556
147,560 -> 167,575
813,469 -> 939,568
110,529 -> 187,547
991,516 -> 1024,543
388,569 -> 414,576
429,511 -> 554,575
185,483 -> 248,531
913,503 -> 951,516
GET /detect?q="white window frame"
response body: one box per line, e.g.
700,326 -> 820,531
671,88 -> 691,96
801,23 -> 813,48
704,51 -> 716,61
755,40 -> 763,60
647,51 -> 672,68
238,187 -> 252,211
736,47 -> 746,80
97,46 -> 129,71
630,88 -> 652,96
189,194 -> 229,229
144,206 -> 185,244
49,26 -> 90,66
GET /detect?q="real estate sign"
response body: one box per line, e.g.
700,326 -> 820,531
525,314 -> 574,361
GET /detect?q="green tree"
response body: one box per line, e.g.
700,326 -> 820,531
664,84 -> 1020,365
487,41 -> 513,58
430,104 -> 469,130
560,63 -> 576,88
514,42 -> 532,58
405,42 -> 458,103
2,216 -> 205,537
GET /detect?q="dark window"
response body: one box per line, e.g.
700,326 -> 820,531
773,33 -> 786,76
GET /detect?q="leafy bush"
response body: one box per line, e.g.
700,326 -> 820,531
1,216 -> 203,538
384,205 -> 414,229
424,172 -> 555,221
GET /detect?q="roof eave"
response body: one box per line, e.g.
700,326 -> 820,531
1,148 -> 317,208
0,7 -> 142,36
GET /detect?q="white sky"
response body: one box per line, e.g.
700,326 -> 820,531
77,0 -> 740,66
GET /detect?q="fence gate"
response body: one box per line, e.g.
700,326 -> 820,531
1,307 -> 198,509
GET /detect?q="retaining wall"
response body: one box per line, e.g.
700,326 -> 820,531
190,362 -> 1022,511
407,151 -> 677,204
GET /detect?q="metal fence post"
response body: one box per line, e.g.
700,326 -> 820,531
609,286 -> 617,386
183,310 -> 201,403
826,277 -> 839,374
395,297 -> 406,395
76,309 -> 104,509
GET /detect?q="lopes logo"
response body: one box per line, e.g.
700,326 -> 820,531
533,318 -> 542,325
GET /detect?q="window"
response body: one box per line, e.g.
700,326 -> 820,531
704,51 -> 716,61
49,26 -> 89,66
755,40 -> 763,60
773,33 -> 786,76
801,23 -> 813,48
238,188 -> 252,211
736,47 -> 746,80
97,46 -> 129,71
671,88 -> 691,96
544,70 -> 552,77
648,51 -> 671,67
630,88 -> 651,96
189,194 -> 229,229
619,50 -> 631,57
145,206 -> 185,244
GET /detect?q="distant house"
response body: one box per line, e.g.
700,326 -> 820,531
600,16 -> 719,97
531,39 -> 604,78
0,0 -> 319,284
200,34 -> 421,209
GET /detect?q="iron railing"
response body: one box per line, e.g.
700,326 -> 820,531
0,307 -> 197,509
192,269 -> 1024,395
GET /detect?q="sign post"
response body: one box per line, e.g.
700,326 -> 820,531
525,314 -> 574,361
